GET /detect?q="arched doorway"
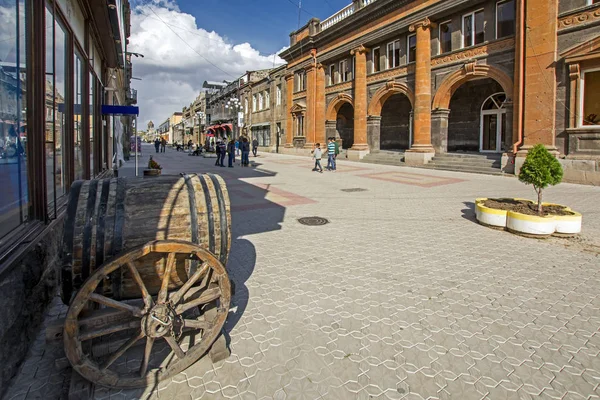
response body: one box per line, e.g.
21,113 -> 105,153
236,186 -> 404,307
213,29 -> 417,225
380,94 -> 412,150
336,103 -> 354,149
480,93 -> 508,152
447,78 -> 504,152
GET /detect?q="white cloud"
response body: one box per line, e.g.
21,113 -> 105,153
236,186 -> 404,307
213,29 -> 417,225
129,1 -> 286,127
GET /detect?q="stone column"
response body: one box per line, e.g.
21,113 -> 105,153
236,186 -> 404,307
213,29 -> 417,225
349,45 -> 369,160
326,120 -> 337,141
367,116 -> 381,151
305,63 -> 317,148
315,64 -> 327,145
431,109 -> 450,153
405,18 -> 436,165
285,73 -> 294,148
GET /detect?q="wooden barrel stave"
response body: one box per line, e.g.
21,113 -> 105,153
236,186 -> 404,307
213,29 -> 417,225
61,174 -> 231,303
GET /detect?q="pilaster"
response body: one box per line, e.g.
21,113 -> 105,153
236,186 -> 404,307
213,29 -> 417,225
350,45 -> 369,152
405,18 -> 436,165
305,62 -> 317,148
315,64 -> 327,145
431,109 -> 450,154
284,73 -> 294,148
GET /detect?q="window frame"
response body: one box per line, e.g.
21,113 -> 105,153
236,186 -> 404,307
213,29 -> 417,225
579,67 -> 600,128
252,94 -> 257,112
495,0 -> 516,40
407,34 -> 417,63
276,85 -> 281,105
386,40 -> 401,69
329,64 -> 336,85
265,90 -> 270,109
371,46 -> 380,73
340,59 -> 349,82
438,20 -> 452,54
462,9 -> 485,48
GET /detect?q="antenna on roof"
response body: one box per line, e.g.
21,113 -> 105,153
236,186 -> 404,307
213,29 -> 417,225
297,0 -> 302,30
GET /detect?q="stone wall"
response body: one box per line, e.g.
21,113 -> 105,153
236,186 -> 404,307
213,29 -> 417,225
447,78 -> 503,152
0,218 -> 63,397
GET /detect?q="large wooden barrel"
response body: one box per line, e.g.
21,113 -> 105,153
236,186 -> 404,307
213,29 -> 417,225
61,174 -> 230,304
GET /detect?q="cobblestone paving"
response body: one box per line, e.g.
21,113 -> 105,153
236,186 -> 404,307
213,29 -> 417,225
4,145 -> 600,400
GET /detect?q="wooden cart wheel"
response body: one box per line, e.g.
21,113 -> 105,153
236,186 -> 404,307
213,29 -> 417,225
63,240 -> 231,388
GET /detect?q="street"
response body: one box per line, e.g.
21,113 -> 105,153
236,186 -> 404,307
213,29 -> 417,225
5,143 -> 600,400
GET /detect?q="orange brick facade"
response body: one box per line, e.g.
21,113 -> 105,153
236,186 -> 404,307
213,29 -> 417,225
280,0 -> 600,183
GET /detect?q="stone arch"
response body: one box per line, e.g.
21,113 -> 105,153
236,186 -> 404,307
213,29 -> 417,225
368,81 -> 415,116
432,64 -> 513,110
326,93 -> 354,121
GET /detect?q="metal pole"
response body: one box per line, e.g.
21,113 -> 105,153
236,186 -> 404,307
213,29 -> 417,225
135,115 -> 138,177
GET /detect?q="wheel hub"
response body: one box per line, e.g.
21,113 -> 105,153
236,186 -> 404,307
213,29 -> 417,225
142,303 -> 178,338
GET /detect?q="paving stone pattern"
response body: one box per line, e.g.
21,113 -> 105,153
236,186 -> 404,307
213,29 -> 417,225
4,145 -> 600,400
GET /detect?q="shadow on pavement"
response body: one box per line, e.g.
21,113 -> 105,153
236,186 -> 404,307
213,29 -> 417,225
461,201 -> 476,222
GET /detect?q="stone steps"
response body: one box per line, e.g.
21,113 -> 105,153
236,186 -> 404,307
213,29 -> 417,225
423,153 -> 504,176
360,151 -> 405,166
417,163 -> 505,176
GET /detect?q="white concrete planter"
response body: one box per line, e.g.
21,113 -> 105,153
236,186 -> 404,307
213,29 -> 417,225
474,198 -> 582,237
475,198 -> 507,229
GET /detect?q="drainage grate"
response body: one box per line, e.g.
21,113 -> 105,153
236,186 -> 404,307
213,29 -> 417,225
297,217 -> 330,226
341,188 -> 368,193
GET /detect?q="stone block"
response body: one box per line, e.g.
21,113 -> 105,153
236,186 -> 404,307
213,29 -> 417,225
502,153 -> 516,174
346,148 -> 370,161
404,151 -> 435,165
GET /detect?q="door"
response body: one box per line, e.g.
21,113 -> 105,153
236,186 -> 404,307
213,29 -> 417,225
480,93 -> 507,153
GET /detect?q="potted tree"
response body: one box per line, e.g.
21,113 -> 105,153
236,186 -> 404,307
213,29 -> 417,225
144,156 -> 162,177
475,145 -> 582,236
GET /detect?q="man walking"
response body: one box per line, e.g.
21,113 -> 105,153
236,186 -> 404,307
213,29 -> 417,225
252,137 -> 259,157
241,137 -> 250,167
160,137 -> 166,153
326,137 -> 336,171
227,139 -> 235,168
154,138 -> 160,153
215,140 -> 222,166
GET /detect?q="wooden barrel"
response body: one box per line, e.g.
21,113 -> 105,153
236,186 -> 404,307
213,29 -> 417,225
61,174 -> 231,303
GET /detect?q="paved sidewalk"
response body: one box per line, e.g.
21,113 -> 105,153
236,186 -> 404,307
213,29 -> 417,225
4,145 -> 600,400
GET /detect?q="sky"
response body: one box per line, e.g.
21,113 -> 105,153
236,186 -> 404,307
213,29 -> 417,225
129,0 -> 352,127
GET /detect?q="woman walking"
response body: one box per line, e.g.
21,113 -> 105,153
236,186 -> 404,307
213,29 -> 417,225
241,137 -> 250,167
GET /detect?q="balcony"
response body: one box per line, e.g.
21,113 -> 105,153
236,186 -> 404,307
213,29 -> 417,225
127,88 -> 137,105
320,0 -> 378,31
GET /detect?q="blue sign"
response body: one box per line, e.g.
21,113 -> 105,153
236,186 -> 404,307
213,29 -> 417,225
101,105 -> 139,115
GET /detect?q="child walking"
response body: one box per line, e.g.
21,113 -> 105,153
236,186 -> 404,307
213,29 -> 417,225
312,143 -> 323,173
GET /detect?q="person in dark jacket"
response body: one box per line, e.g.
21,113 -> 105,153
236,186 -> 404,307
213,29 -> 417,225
215,140 -> 222,166
154,138 -> 160,153
218,140 -> 226,167
252,138 -> 259,156
241,137 -> 250,167
227,139 -> 236,167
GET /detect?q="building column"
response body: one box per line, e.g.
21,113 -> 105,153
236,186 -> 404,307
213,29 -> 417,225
405,18 -> 436,165
367,115 -> 381,151
326,120 -> 337,140
348,45 -> 369,160
315,64 -> 326,145
305,62 -> 317,148
516,0 -> 558,170
431,109 -> 450,153
285,73 -> 294,148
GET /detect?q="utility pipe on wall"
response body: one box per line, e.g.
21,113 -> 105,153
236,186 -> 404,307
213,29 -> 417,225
512,0 -> 525,154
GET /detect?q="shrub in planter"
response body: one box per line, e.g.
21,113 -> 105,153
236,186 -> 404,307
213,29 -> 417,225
518,144 -> 563,215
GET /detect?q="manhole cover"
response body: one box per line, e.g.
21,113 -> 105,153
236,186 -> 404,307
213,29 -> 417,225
340,188 -> 368,193
297,217 -> 330,226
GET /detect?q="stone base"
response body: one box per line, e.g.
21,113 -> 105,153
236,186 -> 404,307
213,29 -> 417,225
281,147 -> 313,157
404,151 -> 435,165
501,153 -> 515,174
559,158 -> 600,186
346,148 -> 370,161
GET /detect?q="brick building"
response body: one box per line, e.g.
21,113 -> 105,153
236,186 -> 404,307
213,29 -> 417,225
280,0 -> 600,184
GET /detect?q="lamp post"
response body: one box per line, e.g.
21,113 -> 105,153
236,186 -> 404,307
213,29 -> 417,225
225,97 -> 241,139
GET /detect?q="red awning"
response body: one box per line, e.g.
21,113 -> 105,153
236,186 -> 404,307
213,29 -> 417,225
221,123 -> 233,131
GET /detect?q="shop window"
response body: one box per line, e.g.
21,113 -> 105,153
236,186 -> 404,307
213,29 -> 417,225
462,10 -> 485,48
74,51 -> 84,180
89,74 -> 96,177
372,47 -> 381,73
581,70 -> 600,126
407,34 -> 417,63
0,0 -> 28,240
386,40 -> 401,69
496,0 -> 515,39
439,20 -> 452,54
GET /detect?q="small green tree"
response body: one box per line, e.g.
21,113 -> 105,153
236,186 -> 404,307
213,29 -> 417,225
518,144 -> 563,215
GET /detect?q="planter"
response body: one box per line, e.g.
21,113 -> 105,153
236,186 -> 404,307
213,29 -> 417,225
143,169 -> 162,177
474,198 -> 582,237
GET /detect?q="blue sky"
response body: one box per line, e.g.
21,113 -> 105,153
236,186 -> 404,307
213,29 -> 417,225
129,0 -> 352,125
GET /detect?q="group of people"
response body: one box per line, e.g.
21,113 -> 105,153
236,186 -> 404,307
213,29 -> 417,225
214,137 -> 259,168
311,137 -> 340,173
153,137 -> 167,153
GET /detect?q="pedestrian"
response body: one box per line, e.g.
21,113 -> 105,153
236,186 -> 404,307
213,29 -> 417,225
241,137 -> 250,167
227,139 -> 236,168
252,137 -> 259,157
311,143 -> 323,173
154,138 -> 160,153
187,139 -> 193,151
218,140 -> 226,167
215,140 -> 222,166
235,139 -> 240,156
326,137 -> 336,171
160,138 -> 166,153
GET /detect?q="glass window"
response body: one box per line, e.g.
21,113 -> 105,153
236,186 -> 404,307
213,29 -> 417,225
0,0 -> 28,239
582,70 -> 600,126
463,10 -> 485,47
265,91 -> 270,109
407,34 -> 417,63
252,95 -> 256,112
258,93 -> 263,110
340,59 -> 349,82
276,85 -> 281,105
89,73 -> 95,177
372,47 -> 380,73
439,20 -> 452,54
496,0 -> 515,39
73,51 -> 84,180
329,64 -> 336,85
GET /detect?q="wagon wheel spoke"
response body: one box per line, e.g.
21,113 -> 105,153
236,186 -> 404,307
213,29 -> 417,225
183,319 -> 210,330
158,253 -> 176,304
89,293 -> 143,317
127,261 -> 154,310
139,337 -> 155,377
101,330 -> 145,370
170,261 -> 210,305
79,319 -> 140,341
175,284 -> 222,314
164,335 -> 185,359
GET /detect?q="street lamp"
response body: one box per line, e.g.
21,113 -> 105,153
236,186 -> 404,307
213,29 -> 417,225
226,97 -> 242,139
